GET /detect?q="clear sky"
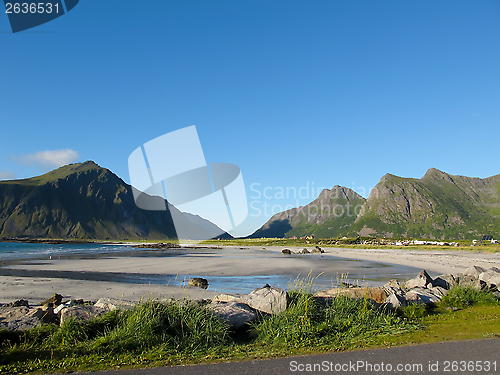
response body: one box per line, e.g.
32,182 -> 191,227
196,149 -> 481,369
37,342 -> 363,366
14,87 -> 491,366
1,0 -> 499,236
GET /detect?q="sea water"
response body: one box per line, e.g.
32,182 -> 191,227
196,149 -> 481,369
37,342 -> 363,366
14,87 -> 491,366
0,242 -> 426,293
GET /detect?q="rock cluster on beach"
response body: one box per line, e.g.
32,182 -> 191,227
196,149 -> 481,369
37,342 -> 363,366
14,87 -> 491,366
282,245 -> 325,254
1,266 -> 499,332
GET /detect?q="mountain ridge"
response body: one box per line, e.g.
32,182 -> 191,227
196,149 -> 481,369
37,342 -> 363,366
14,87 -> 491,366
0,161 -> 227,240
253,168 -> 500,240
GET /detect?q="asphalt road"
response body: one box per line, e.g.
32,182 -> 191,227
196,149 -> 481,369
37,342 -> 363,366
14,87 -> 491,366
81,338 -> 500,375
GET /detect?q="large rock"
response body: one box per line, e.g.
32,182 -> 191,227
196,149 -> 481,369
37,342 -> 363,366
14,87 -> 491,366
463,266 -> 487,278
188,278 -> 209,289
310,246 -> 324,254
0,305 -> 57,331
405,287 -> 442,305
299,248 -> 310,254
432,274 -> 456,290
243,284 -> 289,315
384,293 -> 407,310
60,306 -> 107,326
479,268 -> 500,290
281,249 -> 292,254
315,287 -> 388,304
212,294 -> 241,303
206,301 -> 257,329
383,279 -> 403,295
94,298 -> 136,311
458,275 -> 486,291
404,270 -> 434,289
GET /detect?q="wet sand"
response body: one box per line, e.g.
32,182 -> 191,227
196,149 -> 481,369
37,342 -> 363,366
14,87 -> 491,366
1,245 -> 499,304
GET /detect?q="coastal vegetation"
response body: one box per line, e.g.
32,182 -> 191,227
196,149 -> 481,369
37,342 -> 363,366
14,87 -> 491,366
1,284 -> 499,374
204,237 -> 500,253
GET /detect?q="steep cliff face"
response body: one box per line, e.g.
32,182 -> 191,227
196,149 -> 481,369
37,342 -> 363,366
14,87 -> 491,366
249,186 -> 366,238
348,169 -> 500,239
0,161 -> 225,240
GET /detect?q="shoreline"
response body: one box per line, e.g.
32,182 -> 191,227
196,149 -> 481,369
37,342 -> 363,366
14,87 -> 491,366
1,244 -> 500,305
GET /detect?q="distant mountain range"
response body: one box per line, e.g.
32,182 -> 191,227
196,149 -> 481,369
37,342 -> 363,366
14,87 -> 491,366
0,161 -> 227,240
1,163 -> 498,241
250,168 -> 500,240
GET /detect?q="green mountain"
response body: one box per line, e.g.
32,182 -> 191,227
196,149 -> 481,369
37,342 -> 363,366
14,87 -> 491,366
0,161 -> 226,240
347,168 -> 500,239
252,169 -> 500,240
249,186 -> 366,238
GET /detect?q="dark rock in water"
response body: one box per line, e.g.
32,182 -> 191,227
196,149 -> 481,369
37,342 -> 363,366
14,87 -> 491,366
310,247 -> 321,254
188,277 -> 209,289
281,248 -> 292,254
41,294 -> 63,307
299,248 -> 310,254
133,242 -> 181,249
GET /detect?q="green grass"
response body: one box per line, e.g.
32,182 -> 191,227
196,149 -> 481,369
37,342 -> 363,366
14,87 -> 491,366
203,237 -> 500,253
1,285 -> 499,374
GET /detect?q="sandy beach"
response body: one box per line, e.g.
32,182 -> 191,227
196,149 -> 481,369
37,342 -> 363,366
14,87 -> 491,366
1,245 -> 499,305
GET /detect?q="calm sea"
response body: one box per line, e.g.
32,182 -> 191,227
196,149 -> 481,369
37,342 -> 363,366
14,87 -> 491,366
0,241 -> 133,261
0,242 -> 426,293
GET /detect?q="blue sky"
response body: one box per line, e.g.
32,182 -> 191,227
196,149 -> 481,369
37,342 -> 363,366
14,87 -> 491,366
1,0 -> 499,236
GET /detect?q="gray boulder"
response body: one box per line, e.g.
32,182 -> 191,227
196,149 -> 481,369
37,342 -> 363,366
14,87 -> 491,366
60,306 -> 107,326
406,287 -> 442,305
463,266 -> 487,278
243,284 -> 289,315
428,286 -> 448,299
188,278 -> 209,289
212,294 -> 241,303
94,298 -> 136,311
281,249 -> 292,254
405,270 -> 434,289
458,275 -> 486,291
479,268 -> 500,290
384,293 -> 407,310
383,279 -> 403,295
0,305 -> 57,331
310,246 -> 324,254
207,301 -> 257,329
299,248 -> 310,254
432,274 -> 456,290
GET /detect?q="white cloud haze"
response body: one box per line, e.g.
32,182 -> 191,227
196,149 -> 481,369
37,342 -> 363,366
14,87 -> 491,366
14,149 -> 80,170
0,170 -> 16,180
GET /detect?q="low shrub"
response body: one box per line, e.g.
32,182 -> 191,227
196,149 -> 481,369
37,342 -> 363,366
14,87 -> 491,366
439,287 -> 498,309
